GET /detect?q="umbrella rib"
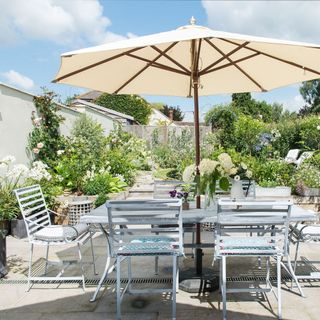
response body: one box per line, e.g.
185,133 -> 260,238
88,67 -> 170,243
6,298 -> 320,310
200,40 -> 250,75
205,39 -> 266,91
151,46 -> 191,75
221,38 -> 320,77
53,47 -> 144,83
126,53 -> 190,76
113,42 -> 178,94
201,53 -> 260,75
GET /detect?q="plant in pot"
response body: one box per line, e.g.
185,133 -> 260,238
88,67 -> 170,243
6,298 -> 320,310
0,156 -> 28,277
294,163 -> 320,197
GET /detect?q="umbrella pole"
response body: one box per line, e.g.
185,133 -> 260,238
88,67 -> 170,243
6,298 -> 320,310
193,78 -> 202,275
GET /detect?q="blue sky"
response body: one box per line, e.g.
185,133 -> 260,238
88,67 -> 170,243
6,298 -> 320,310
1,0 -> 320,120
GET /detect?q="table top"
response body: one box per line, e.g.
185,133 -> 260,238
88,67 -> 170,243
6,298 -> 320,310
80,201 -> 317,225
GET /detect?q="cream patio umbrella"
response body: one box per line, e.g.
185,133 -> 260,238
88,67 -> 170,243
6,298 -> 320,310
53,17 -> 320,274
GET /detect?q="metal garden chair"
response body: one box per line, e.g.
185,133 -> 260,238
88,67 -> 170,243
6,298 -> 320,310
214,198 -> 292,320
106,199 -> 184,320
289,222 -> 320,297
14,184 -> 96,291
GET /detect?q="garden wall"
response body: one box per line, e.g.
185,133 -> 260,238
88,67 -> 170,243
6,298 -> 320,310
124,125 -> 211,145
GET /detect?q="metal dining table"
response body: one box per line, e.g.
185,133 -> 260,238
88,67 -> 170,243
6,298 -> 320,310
81,201 -> 317,301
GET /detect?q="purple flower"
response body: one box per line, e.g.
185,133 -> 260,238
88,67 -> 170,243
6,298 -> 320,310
169,190 -> 177,198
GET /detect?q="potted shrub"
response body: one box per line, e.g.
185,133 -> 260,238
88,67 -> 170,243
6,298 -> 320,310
0,156 -> 27,277
294,164 -> 320,196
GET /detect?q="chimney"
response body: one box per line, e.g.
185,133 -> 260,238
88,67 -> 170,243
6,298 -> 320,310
169,109 -> 174,121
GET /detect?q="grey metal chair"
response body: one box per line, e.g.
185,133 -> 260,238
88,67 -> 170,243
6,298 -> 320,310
214,198 -> 292,320
289,222 -> 320,297
106,199 -> 184,320
14,184 -> 96,291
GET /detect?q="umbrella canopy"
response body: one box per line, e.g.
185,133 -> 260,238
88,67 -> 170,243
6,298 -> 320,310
54,18 -> 320,96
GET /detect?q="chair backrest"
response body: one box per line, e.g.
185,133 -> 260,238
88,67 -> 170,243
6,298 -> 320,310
153,180 -> 183,199
216,198 -> 292,256
295,151 -> 314,167
284,149 -> 300,163
106,199 -> 183,256
14,185 -> 51,240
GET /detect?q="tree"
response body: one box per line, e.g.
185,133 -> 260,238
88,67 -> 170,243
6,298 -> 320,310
299,79 -> 320,115
161,105 -> 184,121
94,93 -> 152,124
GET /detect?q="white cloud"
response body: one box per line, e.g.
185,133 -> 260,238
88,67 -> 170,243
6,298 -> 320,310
0,0 -> 132,46
281,95 -> 305,112
202,1 -> 320,43
1,70 -> 35,90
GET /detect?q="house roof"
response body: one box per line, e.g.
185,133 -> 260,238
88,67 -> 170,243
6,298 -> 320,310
77,90 -> 103,101
72,99 -> 135,121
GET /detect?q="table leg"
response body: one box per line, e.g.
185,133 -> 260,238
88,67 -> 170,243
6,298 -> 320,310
90,224 -> 113,302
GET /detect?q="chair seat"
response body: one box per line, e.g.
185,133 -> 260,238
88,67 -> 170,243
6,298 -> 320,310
116,236 -> 181,256
33,223 -> 89,242
217,237 -> 281,256
291,223 -> 320,241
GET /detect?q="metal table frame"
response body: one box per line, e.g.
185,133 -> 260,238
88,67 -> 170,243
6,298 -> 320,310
81,202 -> 316,302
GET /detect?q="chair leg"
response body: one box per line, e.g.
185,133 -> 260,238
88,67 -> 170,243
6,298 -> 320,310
116,257 -> 121,320
27,243 -> 34,292
277,255 -> 282,320
128,256 -> 132,292
89,231 -> 97,275
266,257 -> 270,287
77,242 -> 86,291
44,243 -> 49,275
172,255 -> 177,320
154,256 -> 159,275
221,256 -> 227,320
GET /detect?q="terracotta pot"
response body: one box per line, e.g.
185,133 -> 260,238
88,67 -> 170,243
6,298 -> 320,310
182,202 -> 190,210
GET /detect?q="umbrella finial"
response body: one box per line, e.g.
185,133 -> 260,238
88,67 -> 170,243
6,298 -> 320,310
190,16 -> 196,25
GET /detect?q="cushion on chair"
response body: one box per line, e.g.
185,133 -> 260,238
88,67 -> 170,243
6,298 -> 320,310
33,223 -> 89,242
293,223 -> 320,240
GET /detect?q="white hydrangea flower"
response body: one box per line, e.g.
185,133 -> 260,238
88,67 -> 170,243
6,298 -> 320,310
28,161 -> 51,181
199,159 -> 219,176
37,142 -> 44,149
228,167 -> 238,176
218,153 -> 234,171
1,155 -> 16,163
240,162 -> 247,170
57,150 -> 64,155
7,164 -> 29,179
317,125 -> 320,131
246,170 -> 253,179
234,175 -> 241,181
182,164 -> 196,183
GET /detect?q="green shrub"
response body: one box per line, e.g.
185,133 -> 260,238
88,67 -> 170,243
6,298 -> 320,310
298,115 -> 320,150
253,159 -> 295,187
233,115 -> 266,155
95,94 -> 152,125
83,172 -> 127,195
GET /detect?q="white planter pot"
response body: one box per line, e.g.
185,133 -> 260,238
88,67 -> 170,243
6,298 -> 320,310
256,186 -> 292,197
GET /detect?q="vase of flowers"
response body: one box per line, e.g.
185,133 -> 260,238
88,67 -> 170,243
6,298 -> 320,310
217,153 -> 253,199
182,160 -> 229,210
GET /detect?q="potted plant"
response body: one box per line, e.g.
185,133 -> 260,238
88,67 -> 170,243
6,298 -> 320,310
169,184 -> 193,210
294,164 -> 320,197
0,156 -> 28,277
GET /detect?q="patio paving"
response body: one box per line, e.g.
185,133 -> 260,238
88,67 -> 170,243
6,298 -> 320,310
1,173 -> 320,320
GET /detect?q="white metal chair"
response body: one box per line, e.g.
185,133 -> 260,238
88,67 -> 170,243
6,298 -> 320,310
294,151 -> 314,167
214,198 -> 292,320
107,199 -> 184,320
289,222 -> 320,297
284,149 -> 301,164
14,185 -> 96,291
153,179 -> 195,261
